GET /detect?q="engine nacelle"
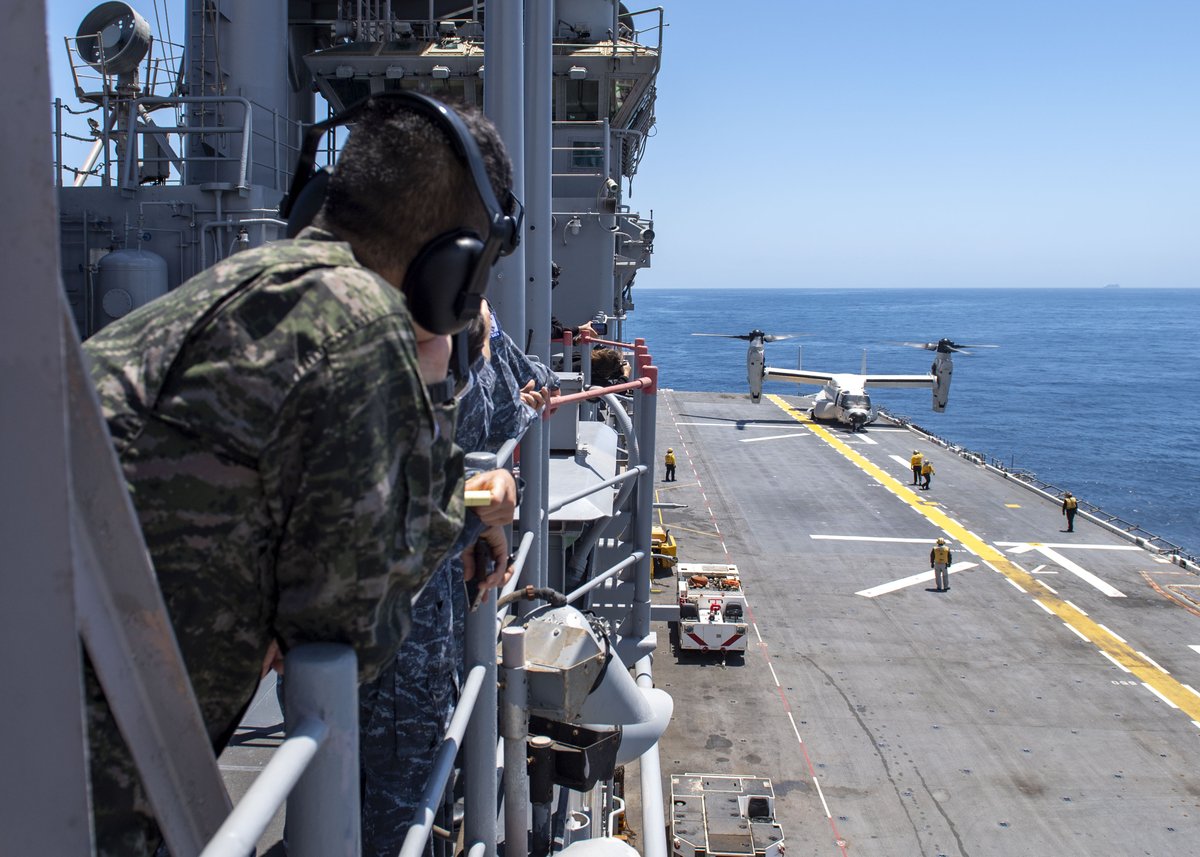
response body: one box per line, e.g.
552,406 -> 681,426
931,352 -> 953,412
747,339 -> 764,403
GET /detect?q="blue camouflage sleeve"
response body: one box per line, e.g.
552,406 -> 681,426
264,313 -> 439,682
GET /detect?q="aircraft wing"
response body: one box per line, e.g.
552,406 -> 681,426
862,374 -> 935,389
762,368 -> 837,387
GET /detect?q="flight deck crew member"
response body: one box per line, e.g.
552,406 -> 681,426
1063,491 -> 1079,532
665,447 -> 677,481
910,450 -> 923,485
921,459 -> 935,490
930,538 -> 952,591
81,96 -> 516,857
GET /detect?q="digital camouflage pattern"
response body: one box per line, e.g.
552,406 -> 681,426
82,226 -> 464,856
359,325 -> 553,857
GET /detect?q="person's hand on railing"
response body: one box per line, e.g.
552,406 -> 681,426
463,525 -> 513,592
465,468 -> 518,526
520,378 -> 555,412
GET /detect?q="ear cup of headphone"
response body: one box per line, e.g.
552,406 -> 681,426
284,168 -> 331,238
403,232 -> 487,335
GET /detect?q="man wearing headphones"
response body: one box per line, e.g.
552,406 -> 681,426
82,95 -> 518,855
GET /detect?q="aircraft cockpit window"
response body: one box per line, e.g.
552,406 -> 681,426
839,393 -> 870,409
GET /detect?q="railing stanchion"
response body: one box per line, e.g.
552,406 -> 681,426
633,361 -> 657,640
285,643 -> 361,857
464,592 -> 499,857
501,627 -> 529,857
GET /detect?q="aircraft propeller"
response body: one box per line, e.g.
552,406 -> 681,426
693,329 -> 802,343
894,338 -> 999,356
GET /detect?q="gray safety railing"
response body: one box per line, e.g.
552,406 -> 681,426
200,644 -> 360,857
119,96 -> 253,190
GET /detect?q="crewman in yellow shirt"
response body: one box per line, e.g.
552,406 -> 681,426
664,447 -> 677,482
930,538 -> 953,591
910,450 -> 923,485
1062,491 -> 1079,532
921,459 -> 935,490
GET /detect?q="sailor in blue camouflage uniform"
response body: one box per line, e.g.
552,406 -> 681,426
80,97 -> 514,856
359,301 -> 555,857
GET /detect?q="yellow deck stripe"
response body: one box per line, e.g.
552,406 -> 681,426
765,394 -> 1200,722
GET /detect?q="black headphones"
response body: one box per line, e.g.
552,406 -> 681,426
279,92 -> 523,335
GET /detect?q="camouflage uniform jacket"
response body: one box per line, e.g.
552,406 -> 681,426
359,330 -> 550,857
83,227 -> 463,854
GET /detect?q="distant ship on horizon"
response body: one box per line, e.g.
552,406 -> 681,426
1104,282 -> 1121,288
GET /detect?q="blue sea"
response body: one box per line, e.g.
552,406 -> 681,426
624,288 -> 1200,554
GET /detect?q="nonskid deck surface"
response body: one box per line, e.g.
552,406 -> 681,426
649,390 -> 1200,857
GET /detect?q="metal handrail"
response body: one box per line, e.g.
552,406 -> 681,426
565,552 -> 643,603
198,716 -> 328,857
546,464 -> 648,515
122,96 -> 253,190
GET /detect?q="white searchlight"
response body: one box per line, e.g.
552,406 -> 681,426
76,2 -> 152,76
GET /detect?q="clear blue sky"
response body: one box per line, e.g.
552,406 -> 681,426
47,1 -> 1200,288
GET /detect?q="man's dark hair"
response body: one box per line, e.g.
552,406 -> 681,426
316,97 -> 513,275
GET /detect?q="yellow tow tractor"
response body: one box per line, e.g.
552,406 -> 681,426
651,525 -> 678,575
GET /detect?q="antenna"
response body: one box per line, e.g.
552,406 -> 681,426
861,348 -> 867,374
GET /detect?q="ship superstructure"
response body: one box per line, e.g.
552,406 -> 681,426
19,1 -> 671,855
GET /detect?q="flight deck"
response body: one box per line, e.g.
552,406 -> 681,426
648,390 -> 1200,857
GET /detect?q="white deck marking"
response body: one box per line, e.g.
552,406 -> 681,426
1188,645 -> 1200,658
1029,564 -> 1051,574
1007,578 -> 1027,593
1035,545 -> 1127,597
812,775 -> 833,818
1099,624 -> 1127,643
856,562 -> 977,598
1064,600 -> 1088,616
1137,652 -> 1170,674
1033,599 -> 1056,616
889,454 -> 911,469
674,421 -> 803,428
1100,651 -> 1132,673
1143,683 -> 1179,709
739,432 -> 810,443
1002,543 -> 1127,597
767,660 -> 781,686
848,433 -> 878,445
1063,623 -> 1090,642
1036,580 -> 1059,595
812,534 -> 945,544
1183,685 -> 1200,700
998,541 -> 1142,552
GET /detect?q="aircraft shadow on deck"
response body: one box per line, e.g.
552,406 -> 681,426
677,413 -> 804,430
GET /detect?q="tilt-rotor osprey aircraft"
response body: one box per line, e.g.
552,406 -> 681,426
695,332 -> 995,430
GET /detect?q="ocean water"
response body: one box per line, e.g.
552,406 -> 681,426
624,288 -> 1200,553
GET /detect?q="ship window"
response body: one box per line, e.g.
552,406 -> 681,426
563,79 -> 599,121
571,140 -> 603,170
611,79 -> 635,119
